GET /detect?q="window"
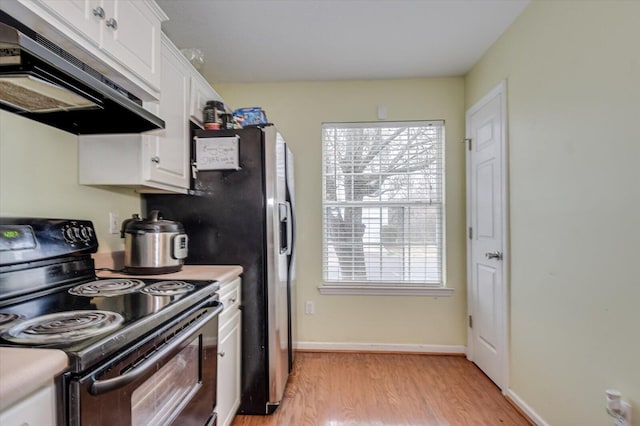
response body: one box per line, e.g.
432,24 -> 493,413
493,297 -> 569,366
321,121 -> 450,296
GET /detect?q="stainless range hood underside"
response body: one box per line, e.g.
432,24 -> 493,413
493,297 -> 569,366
0,11 -> 164,135
0,75 -> 98,112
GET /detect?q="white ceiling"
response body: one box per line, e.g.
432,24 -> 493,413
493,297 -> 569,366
156,0 -> 529,84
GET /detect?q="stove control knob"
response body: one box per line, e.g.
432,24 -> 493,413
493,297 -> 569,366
76,225 -> 96,245
79,226 -> 92,240
62,225 -> 77,244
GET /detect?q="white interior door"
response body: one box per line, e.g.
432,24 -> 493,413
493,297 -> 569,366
466,81 -> 508,390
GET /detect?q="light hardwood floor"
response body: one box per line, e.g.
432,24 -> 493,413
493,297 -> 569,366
231,352 -> 531,426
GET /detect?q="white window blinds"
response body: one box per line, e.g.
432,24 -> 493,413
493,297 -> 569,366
322,121 -> 444,286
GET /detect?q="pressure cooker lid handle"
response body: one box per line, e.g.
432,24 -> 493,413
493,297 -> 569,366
148,210 -> 162,222
120,213 -> 141,238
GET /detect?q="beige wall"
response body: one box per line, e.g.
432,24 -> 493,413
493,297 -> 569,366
0,111 -> 140,252
217,78 -> 467,347
465,1 -> 640,424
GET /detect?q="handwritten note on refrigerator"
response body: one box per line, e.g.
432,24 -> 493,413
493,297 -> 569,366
195,136 -> 240,170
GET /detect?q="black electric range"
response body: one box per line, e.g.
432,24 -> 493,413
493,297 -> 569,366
0,218 -> 223,425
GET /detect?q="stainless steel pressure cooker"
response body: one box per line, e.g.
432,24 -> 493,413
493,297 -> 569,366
120,210 -> 188,274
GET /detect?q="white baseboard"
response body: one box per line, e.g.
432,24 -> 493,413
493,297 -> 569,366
505,389 -> 549,426
295,341 -> 466,355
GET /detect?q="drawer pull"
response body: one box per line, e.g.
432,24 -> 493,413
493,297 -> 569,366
229,297 -> 237,303
218,351 -> 226,357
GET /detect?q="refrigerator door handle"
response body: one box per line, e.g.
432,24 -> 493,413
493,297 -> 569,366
285,201 -> 293,256
278,202 -> 293,255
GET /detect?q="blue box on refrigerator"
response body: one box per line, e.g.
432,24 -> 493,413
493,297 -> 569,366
232,107 -> 268,127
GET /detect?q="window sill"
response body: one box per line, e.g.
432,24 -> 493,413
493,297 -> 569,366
318,285 -> 454,296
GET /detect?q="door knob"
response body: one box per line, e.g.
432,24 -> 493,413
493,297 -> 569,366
485,251 -> 503,260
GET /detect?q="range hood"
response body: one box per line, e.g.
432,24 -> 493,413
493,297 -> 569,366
0,12 -> 164,134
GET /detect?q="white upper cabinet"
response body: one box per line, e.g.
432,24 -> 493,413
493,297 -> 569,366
0,0 -> 167,100
79,35 -> 190,193
190,72 -> 223,127
37,0 -> 103,42
99,1 -> 162,91
78,34 -> 223,193
146,37 -> 190,188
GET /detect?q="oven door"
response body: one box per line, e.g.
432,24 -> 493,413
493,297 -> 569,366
69,299 -> 223,426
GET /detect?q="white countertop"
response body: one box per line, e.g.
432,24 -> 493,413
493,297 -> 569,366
92,252 -> 243,284
0,348 -> 68,411
96,264 -> 243,283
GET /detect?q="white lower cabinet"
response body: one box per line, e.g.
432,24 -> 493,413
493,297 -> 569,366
0,383 -> 56,426
216,278 -> 242,426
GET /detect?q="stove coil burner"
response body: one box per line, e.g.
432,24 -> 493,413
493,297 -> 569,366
0,313 -> 22,331
140,281 -> 195,296
69,278 -> 146,297
2,310 -> 124,345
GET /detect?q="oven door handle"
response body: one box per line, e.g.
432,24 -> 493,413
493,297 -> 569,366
89,300 -> 224,396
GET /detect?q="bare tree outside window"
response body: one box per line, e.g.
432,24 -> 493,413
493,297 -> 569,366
322,121 -> 444,286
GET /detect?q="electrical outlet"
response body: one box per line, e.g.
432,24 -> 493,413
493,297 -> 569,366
108,212 -> 120,235
305,300 -> 315,315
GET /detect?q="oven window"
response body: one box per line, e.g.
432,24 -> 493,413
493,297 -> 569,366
131,337 -> 201,425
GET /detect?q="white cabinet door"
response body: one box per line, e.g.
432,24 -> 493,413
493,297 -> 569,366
189,74 -> 223,127
100,0 -> 162,91
146,38 -> 190,189
37,0 -> 102,43
217,309 -> 241,426
189,76 -> 210,127
0,384 -> 56,426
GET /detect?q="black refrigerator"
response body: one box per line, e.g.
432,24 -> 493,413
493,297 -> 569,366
143,125 -> 296,415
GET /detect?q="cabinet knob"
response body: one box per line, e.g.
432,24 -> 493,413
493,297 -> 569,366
218,351 -> 226,357
106,18 -> 118,30
151,156 -> 160,164
92,7 -> 105,19
229,297 -> 237,303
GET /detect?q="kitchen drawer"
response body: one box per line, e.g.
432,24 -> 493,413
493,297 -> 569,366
218,277 -> 241,326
